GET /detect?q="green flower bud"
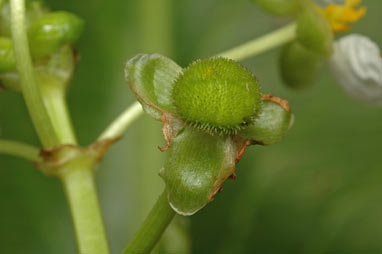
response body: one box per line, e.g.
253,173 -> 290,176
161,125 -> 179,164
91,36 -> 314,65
28,11 -> 84,59
0,72 -> 20,91
238,95 -> 293,145
296,7 -> 333,56
0,37 -> 15,72
160,127 -> 240,215
172,58 -> 262,135
251,0 -> 302,16
279,41 -> 322,89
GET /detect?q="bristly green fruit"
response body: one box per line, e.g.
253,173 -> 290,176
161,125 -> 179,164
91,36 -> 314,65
172,58 -> 262,135
280,41 -> 322,89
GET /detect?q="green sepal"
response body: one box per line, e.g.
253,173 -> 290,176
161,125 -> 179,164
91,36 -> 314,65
251,0 -> 302,16
28,11 -> 84,59
0,45 -> 75,92
35,44 -> 75,93
238,95 -> 293,145
125,53 -> 183,120
296,7 -> 333,56
160,127 -> 245,216
0,37 -> 15,72
279,41 -> 322,90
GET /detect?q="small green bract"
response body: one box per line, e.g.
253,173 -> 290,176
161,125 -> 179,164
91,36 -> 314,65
172,58 -> 262,134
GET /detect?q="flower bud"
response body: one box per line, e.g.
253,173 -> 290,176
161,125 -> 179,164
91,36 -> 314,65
279,41 -> 322,89
296,7 -> 333,56
251,0 -> 302,16
0,37 -> 15,72
28,11 -> 84,59
329,34 -> 382,104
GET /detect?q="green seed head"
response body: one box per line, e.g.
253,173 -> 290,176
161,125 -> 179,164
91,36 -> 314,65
172,58 -> 262,135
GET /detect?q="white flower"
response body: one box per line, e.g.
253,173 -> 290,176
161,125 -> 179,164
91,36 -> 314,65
329,34 -> 382,104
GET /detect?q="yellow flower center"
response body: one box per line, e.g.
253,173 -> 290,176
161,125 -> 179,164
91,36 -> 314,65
321,0 -> 366,33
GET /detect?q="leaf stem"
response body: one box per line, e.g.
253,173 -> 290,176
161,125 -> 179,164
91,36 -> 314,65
9,0 -> 59,148
97,101 -> 143,141
123,189 -> 175,254
216,22 -> 297,61
0,139 -> 40,161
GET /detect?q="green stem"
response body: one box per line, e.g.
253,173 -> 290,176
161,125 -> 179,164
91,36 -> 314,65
217,22 -> 297,61
60,163 -> 109,254
98,101 -> 142,141
0,139 -> 40,161
40,84 -> 77,144
123,189 -> 175,254
9,0 -> 59,148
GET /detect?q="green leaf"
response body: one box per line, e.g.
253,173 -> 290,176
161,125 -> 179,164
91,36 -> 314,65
238,96 -> 293,145
296,8 -> 333,56
279,41 -> 322,90
28,11 -> 84,59
125,53 -> 183,120
159,127 -> 240,215
251,0 -> 302,16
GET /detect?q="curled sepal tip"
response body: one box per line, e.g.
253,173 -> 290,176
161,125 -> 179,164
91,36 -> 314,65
159,127 -> 245,216
238,95 -> 293,145
28,11 -> 84,59
125,53 -> 183,120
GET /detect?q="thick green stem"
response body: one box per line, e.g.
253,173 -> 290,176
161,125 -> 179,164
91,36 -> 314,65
217,22 -> 297,61
123,189 -> 175,254
60,163 -> 109,254
9,0 -> 59,148
0,139 -> 40,161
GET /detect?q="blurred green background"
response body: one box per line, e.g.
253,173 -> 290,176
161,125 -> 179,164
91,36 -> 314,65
1,0 -> 381,253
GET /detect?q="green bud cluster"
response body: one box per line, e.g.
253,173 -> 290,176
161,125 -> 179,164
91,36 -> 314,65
125,54 -> 293,215
251,0 -> 333,90
0,0 -> 83,91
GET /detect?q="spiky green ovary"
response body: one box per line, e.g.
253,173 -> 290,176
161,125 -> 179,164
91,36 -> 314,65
172,58 -> 262,134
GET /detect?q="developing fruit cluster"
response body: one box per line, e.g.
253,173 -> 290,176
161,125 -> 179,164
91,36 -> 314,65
126,54 -> 293,215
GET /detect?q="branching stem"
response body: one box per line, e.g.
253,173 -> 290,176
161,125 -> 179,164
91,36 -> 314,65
0,139 -> 40,161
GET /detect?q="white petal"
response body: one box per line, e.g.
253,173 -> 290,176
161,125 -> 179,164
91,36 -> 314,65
329,34 -> 382,104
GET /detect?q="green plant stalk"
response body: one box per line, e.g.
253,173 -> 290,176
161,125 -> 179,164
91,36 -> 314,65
123,189 -> 175,254
40,84 -> 77,144
0,139 -> 40,161
9,0 -> 109,252
217,22 -> 297,61
60,160 -> 109,254
9,0 -> 59,148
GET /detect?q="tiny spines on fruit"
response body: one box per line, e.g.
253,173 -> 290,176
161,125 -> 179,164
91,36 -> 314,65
171,57 -> 262,135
